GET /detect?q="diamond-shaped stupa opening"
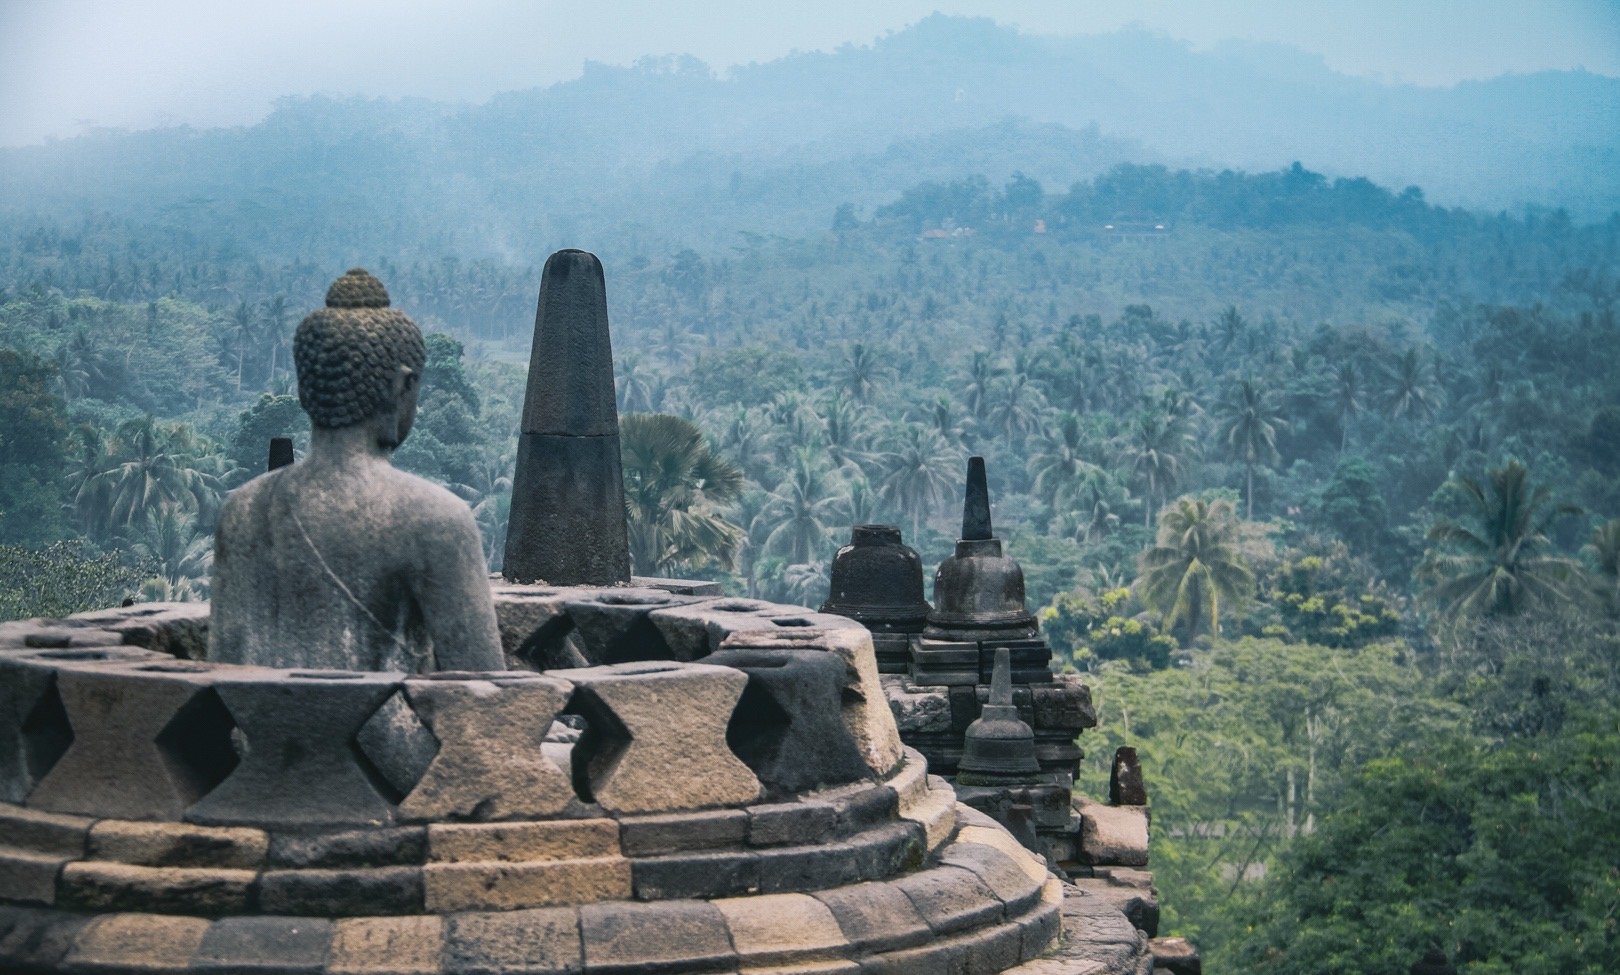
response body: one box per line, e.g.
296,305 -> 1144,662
725,673 -> 795,774
154,686 -> 239,804
21,680 -> 73,785
354,689 -> 440,804
563,685 -> 632,804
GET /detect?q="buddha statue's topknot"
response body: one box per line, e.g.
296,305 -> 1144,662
294,269 -> 426,429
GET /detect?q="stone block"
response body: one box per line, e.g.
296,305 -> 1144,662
1076,799 -> 1150,867
27,665 -> 238,820
0,905 -> 91,972
58,861 -> 255,915
269,826 -> 426,868
428,819 -> 620,863
399,674 -> 575,820
192,916 -> 333,974
869,633 -> 913,675
619,809 -> 748,855
963,918 -> 1026,973
329,916 -> 443,975
631,849 -> 759,900
579,900 -> 736,974
884,749 -> 928,806
424,858 -> 631,911
1109,746 -> 1147,806
956,824 -> 1051,885
715,892 -> 849,966
898,781 -> 958,853
747,801 -> 835,848
65,602 -> 211,660
939,842 -> 1044,917
0,848 -> 67,904
1032,677 -> 1097,732
65,912 -> 211,973
189,673 -> 399,828
489,585 -> 576,669
0,803 -> 92,856
443,907 -> 582,975
709,647 -> 871,794
645,598 -> 799,660
754,844 -> 861,894
1017,891 -> 1062,960
948,686 -> 980,733
555,661 -> 760,814
894,864 -> 1004,936
87,820 -> 267,869
827,784 -> 897,832
857,937 -> 968,975
563,589 -> 686,664
1071,874 -> 1159,937
1149,936 -> 1201,975
813,881 -> 932,954
0,663 -> 69,804
846,821 -> 926,881
256,865 -> 424,916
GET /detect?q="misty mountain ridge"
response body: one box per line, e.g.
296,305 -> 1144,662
0,12 -> 1613,260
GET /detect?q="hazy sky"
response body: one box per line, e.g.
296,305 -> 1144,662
2,0 -> 1617,147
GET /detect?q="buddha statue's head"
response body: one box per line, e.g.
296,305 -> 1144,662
293,269 -> 426,449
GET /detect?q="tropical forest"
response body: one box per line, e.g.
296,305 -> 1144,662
1,12 -> 1617,974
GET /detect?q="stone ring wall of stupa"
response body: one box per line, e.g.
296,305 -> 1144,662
0,588 -> 1131,975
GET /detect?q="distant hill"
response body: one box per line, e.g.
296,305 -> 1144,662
0,13 -> 1613,261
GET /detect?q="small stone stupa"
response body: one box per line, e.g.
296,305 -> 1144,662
821,524 -> 931,673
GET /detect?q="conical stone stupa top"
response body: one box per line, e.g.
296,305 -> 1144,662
924,457 -> 1038,640
956,647 -> 1042,786
503,249 -> 632,585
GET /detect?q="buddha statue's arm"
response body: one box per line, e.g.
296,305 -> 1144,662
415,505 -> 505,672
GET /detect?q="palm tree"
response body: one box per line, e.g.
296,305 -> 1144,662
760,450 -> 846,564
1582,518 -> 1620,616
78,417 -> 222,539
128,504 -> 213,593
988,371 -> 1047,442
1385,347 -> 1440,421
619,413 -> 745,575
1332,360 -> 1364,455
878,424 -> 960,540
1215,378 -> 1282,519
1125,411 -> 1191,528
1418,460 -> 1584,623
1029,412 -> 1104,511
1136,497 -> 1255,641
961,352 -> 1000,422
843,343 -> 887,405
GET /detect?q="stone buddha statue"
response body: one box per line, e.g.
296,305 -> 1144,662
209,269 -> 504,672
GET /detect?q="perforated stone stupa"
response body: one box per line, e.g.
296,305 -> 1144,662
0,254 -> 1166,975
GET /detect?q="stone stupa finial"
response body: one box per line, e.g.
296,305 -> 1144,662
503,249 -> 633,585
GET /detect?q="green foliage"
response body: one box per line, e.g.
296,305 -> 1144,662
0,541 -> 150,621
1258,551 -> 1402,648
620,412 -> 744,575
1232,710 -> 1620,975
227,393 -> 305,476
0,348 -> 72,545
1040,586 -> 1176,670
1137,497 -> 1255,641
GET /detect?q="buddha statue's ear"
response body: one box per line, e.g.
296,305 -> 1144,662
378,365 -> 420,450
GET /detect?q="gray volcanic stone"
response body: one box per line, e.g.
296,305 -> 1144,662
0,662 -> 68,804
1109,746 -> 1147,806
813,881 -> 932,954
579,900 -> 735,974
399,673 -> 574,820
26,664 -> 237,820
256,865 -> 424,916
895,864 -> 1005,936
268,826 -> 426,869
0,905 -> 91,972
821,524 -> 931,634
189,673 -> 399,827
193,916 -> 333,974
708,647 -> 870,795
444,907 -> 582,975
210,271 -> 503,674
618,809 -> 748,855
503,249 -> 632,587
630,849 -> 759,900
557,662 -> 760,814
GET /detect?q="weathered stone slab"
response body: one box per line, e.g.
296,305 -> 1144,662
399,673 -> 574,820
86,820 -> 266,869
192,916 -> 333,974
58,861 -> 255,915
813,881 -> 932,954
563,589 -> 689,664
424,858 -> 631,911
0,904 -> 91,972
64,602 -> 212,660
883,677 -> 951,736
27,665 -> 237,820
1076,798 -> 1150,867
268,826 -> 426,869
444,907 -> 581,975
0,803 -> 93,856
258,865 -> 424,916
619,809 -> 748,856
0,848 -> 67,904
715,892 -> 849,966
329,915 -> 443,975
746,800 -> 835,848
65,912 -> 212,973
708,647 -> 870,794
556,662 -> 760,814
0,664 -> 69,804
894,864 -> 1004,936
940,842 -> 1044,918
1108,746 -> 1147,806
630,848 -> 759,900
188,673 -> 399,827
428,819 -> 620,863
579,900 -> 735,974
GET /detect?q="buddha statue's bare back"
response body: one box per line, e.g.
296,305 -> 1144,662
209,269 -> 503,673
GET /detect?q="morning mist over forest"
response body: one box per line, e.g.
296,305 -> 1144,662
1,3 -> 1617,971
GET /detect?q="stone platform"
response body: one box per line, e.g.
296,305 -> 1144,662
0,597 -> 1155,974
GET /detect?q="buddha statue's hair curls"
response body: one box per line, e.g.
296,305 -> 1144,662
293,269 -> 426,429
